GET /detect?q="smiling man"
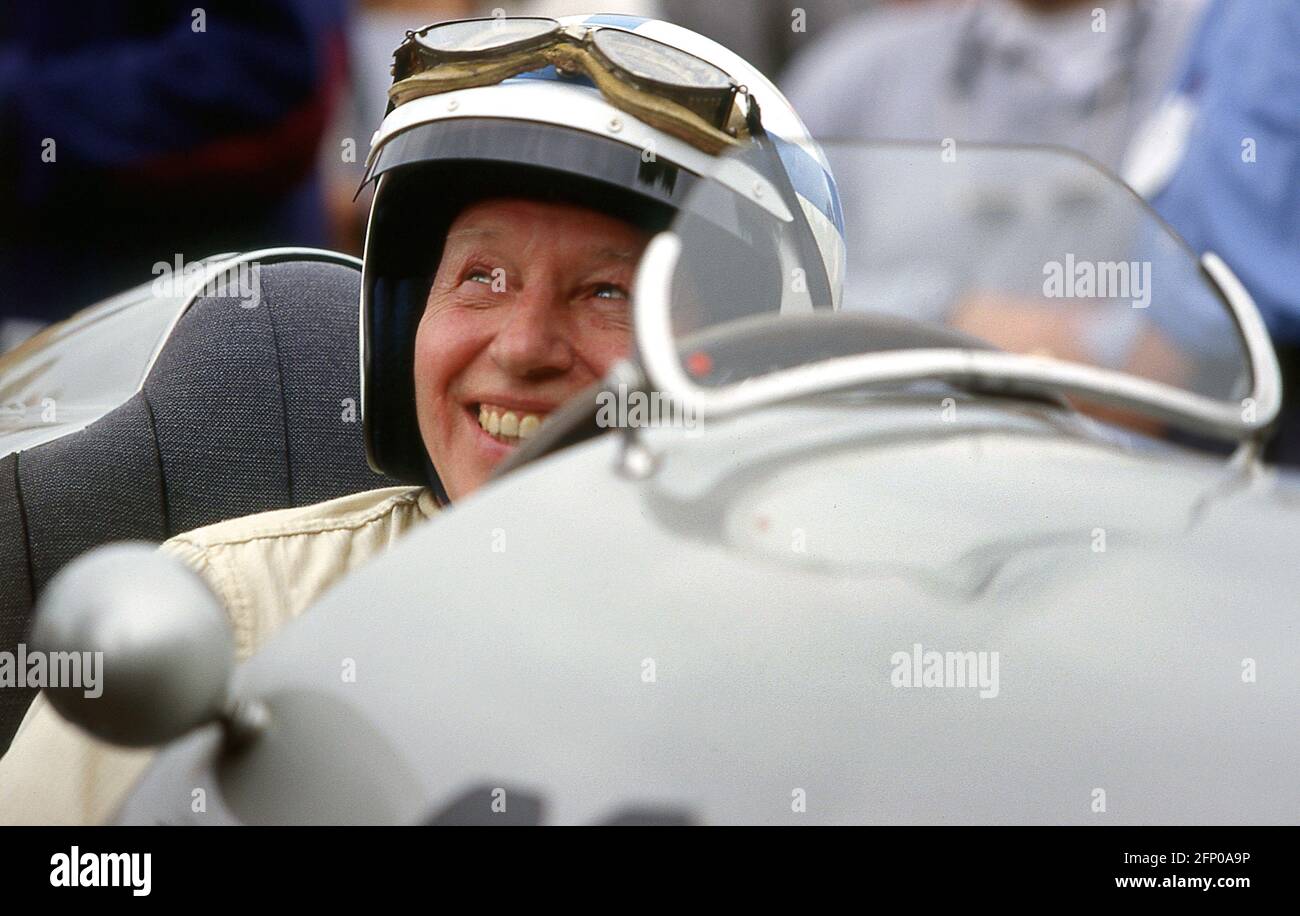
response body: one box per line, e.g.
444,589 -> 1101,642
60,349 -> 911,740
415,198 -> 650,499
0,14 -> 844,824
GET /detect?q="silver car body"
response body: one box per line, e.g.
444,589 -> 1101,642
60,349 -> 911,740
33,142 -> 1298,824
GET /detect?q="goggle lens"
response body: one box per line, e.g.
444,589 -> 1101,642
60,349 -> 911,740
415,17 -> 557,54
591,28 -> 732,91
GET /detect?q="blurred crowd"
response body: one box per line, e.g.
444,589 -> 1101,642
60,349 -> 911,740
1,0 -> 1296,454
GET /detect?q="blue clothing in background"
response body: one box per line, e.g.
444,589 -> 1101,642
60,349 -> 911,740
0,1 -> 349,322
1151,0 -> 1300,345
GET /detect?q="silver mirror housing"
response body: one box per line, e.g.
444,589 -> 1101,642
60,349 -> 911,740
30,542 -> 235,747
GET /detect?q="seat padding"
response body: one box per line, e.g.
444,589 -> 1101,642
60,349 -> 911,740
0,256 -> 396,751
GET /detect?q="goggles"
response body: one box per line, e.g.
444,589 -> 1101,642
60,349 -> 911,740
389,17 -> 752,154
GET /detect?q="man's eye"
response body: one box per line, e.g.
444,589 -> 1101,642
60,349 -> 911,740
466,268 -> 494,285
592,284 -> 629,301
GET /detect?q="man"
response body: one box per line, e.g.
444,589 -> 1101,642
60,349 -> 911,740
0,14 -> 844,823
781,0 -> 1205,173
1139,0 -> 1300,463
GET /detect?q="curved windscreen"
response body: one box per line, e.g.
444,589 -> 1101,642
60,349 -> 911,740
653,141 -> 1254,431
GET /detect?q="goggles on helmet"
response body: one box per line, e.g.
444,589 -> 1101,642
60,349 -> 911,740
389,17 -> 752,154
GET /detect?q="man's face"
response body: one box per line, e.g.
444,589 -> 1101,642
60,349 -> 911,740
413,197 -> 651,500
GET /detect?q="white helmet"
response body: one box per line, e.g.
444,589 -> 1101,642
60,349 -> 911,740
359,13 -> 845,484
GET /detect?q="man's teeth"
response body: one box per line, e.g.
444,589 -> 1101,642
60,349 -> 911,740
478,403 -> 544,442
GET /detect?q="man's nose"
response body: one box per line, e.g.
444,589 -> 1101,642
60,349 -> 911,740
487,290 -> 573,378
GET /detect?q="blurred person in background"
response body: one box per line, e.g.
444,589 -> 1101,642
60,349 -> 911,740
780,0 -> 1206,172
780,0 -> 1276,445
658,0 -> 868,83
0,1 -> 348,350
1130,0 -> 1300,464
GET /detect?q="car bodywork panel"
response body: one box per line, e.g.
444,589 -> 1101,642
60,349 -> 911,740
117,398 -> 1300,824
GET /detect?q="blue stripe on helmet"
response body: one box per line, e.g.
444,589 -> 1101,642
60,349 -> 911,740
771,135 -> 844,235
582,14 -> 650,29
504,64 -> 598,91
